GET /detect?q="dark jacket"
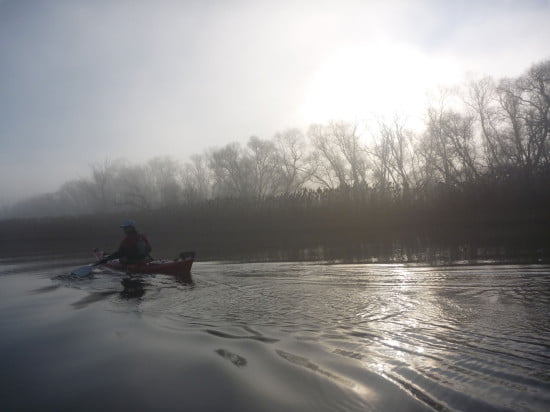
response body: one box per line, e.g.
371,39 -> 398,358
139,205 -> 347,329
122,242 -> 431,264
111,232 -> 152,263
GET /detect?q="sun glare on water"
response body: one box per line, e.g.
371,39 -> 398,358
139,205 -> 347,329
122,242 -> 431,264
301,43 -> 462,129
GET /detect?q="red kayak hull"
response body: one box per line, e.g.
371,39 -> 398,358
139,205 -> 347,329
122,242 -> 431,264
103,259 -> 193,276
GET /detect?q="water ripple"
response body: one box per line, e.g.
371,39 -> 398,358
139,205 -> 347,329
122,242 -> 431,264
4,259 -> 549,411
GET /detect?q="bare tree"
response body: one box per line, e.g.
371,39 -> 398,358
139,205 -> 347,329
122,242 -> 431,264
115,164 -> 155,210
247,136 -> 281,199
181,154 -> 212,204
87,159 -> 121,212
371,117 -> 419,194
369,125 -> 392,192
467,61 -> 550,181
147,156 -> 183,207
208,142 -> 255,198
420,90 -> 480,187
467,76 -> 508,174
57,179 -> 95,214
497,60 -> 550,177
308,121 -> 368,188
520,60 -> 550,168
273,128 -> 312,193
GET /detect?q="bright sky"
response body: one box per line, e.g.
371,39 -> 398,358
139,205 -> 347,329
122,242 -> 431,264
1,0 -> 549,204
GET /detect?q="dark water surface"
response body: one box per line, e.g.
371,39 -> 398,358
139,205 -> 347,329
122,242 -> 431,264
0,258 -> 549,411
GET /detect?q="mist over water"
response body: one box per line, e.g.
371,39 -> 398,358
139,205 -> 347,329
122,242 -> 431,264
1,257 -> 549,411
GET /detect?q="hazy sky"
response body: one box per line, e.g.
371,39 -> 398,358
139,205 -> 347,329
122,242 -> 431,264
1,0 -> 549,204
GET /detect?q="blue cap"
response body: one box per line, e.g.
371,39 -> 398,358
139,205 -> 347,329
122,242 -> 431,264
120,219 -> 136,228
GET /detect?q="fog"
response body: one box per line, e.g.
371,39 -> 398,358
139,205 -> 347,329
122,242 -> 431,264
1,0 -> 549,205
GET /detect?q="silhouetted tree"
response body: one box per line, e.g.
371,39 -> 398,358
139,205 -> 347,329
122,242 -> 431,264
424,102 -> 479,185
57,179 -> 95,214
147,156 -> 183,207
115,164 -> 155,210
208,142 -> 255,198
371,117 -> 418,198
181,154 -> 212,204
308,121 -> 368,188
273,128 -> 312,193
247,136 -> 281,199
467,76 -> 510,176
88,159 -> 120,211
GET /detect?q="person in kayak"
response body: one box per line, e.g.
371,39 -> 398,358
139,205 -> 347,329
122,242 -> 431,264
97,219 -> 152,265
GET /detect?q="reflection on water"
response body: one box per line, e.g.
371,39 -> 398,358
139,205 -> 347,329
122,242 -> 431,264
119,277 -> 147,299
206,328 -> 279,343
215,348 -> 248,368
0,259 -> 549,411
71,290 -> 119,309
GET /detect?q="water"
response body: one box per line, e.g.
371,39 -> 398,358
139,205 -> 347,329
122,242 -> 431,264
0,258 -> 549,411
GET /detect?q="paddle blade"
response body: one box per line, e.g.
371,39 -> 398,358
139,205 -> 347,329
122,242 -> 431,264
71,265 -> 94,277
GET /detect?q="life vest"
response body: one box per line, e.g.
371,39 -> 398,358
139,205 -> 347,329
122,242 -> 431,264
119,233 -> 152,261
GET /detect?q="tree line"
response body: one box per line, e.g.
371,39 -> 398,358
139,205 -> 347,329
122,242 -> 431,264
1,59 -> 549,262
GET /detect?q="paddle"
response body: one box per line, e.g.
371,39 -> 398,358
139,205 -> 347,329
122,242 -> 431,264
70,261 -> 102,277
71,255 -> 111,277
71,248 -> 117,276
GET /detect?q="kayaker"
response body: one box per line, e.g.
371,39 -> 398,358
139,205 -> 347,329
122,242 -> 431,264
97,219 -> 152,265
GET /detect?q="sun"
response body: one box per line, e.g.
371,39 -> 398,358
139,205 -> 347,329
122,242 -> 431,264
301,43 -> 461,130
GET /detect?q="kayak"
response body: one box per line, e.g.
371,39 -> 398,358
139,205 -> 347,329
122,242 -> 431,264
70,251 -> 195,278
101,252 -> 195,276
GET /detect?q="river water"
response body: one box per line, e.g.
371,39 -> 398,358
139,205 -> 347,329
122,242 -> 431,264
0,257 -> 549,411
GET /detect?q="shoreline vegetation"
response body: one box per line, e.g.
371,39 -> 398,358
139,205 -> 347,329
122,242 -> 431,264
1,59 -> 549,264
1,183 -> 548,264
